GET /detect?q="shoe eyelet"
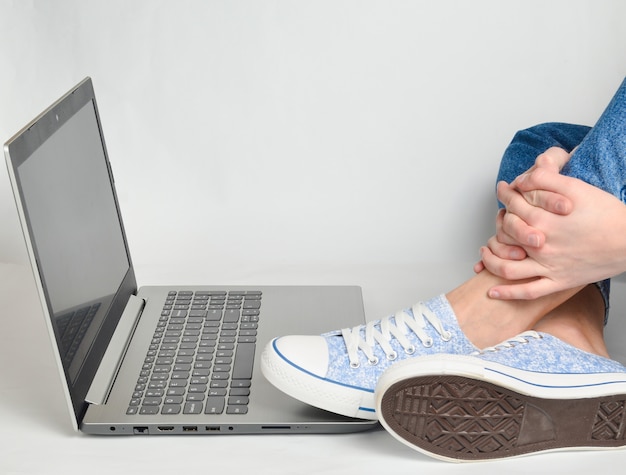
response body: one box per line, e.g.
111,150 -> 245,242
368,357 -> 379,366
387,351 -> 398,361
350,361 -> 360,369
423,338 -> 433,348
441,330 -> 452,342
405,345 -> 416,355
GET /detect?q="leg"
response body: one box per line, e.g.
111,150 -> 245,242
261,266 -> 584,419
445,270 -> 582,349
497,77 -> 626,198
375,81 -> 626,460
496,121 -> 611,325
260,118 -> 604,419
495,78 -> 626,320
561,77 -> 626,201
533,284 -> 608,357
496,122 -> 591,192
263,80 -> 626,422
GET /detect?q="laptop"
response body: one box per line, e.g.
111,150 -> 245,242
4,77 -> 377,435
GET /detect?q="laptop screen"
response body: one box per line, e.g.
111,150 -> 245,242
6,79 -> 136,422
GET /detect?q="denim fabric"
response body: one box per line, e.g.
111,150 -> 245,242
495,78 -> 626,322
497,122 -> 591,190
562,78 -> 626,201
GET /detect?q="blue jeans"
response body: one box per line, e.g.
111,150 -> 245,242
496,77 -> 626,322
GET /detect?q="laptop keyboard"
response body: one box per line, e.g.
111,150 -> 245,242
127,290 -> 261,416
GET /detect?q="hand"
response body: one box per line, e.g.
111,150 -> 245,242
482,168 -> 626,299
473,147 -> 574,275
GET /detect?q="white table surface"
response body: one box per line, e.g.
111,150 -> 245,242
3,261 -> 626,474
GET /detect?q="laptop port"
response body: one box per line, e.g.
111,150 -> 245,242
133,426 -> 149,434
158,426 -> 175,432
205,426 -> 221,431
182,426 -> 198,432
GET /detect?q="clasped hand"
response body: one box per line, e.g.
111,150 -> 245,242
476,147 -> 626,299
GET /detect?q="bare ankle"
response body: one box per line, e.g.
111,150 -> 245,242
533,285 -> 609,358
446,270 -> 580,349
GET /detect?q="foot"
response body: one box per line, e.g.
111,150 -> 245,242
260,295 -> 477,419
375,331 -> 626,461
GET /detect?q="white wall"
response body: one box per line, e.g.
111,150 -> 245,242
1,0 -> 625,288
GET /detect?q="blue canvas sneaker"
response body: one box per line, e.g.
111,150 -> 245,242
260,294 -> 477,419
375,331 -> 626,462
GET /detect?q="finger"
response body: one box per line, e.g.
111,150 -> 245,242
480,246 -> 545,281
500,210 -> 545,248
486,234 -> 526,260
519,189 -> 573,215
473,260 -> 485,274
514,167 -> 578,198
497,182 -> 547,247
497,181 -> 541,220
494,209 -> 526,249
487,279 -> 553,300
534,147 -> 571,172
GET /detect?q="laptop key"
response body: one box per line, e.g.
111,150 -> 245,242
162,404 -> 181,415
228,396 -> 249,406
224,309 -> 240,323
186,393 -> 205,402
142,397 -> 162,406
229,388 -> 250,397
232,343 -> 255,379
164,396 -> 183,405
204,397 -> 225,414
183,402 -> 203,414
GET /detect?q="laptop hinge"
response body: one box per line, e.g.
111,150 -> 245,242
85,294 -> 146,405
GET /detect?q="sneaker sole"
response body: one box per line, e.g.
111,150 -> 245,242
261,338 -> 377,420
376,356 -> 626,462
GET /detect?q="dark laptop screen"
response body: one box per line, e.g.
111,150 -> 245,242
7,81 -> 136,421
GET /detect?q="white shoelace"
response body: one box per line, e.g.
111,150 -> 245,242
341,302 -> 452,368
475,330 -> 542,355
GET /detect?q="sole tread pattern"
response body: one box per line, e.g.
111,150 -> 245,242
379,375 -> 626,461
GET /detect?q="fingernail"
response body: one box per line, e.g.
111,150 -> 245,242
528,234 -> 540,247
489,289 -> 501,299
510,249 -> 524,259
555,201 -> 564,214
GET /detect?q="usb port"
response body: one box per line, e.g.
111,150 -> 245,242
182,426 -> 198,432
205,426 -> 221,431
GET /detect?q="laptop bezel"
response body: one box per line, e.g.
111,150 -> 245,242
4,77 -> 138,428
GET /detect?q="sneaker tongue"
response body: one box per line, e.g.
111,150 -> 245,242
421,294 -> 476,350
423,294 -> 462,327
333,294 -> 463,345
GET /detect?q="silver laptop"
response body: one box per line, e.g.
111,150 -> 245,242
4,77 -> 377,435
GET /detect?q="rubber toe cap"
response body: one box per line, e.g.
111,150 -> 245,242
273,335 -> 330,378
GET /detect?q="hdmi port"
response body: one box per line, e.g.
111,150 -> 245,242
158,426 -> 175,431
